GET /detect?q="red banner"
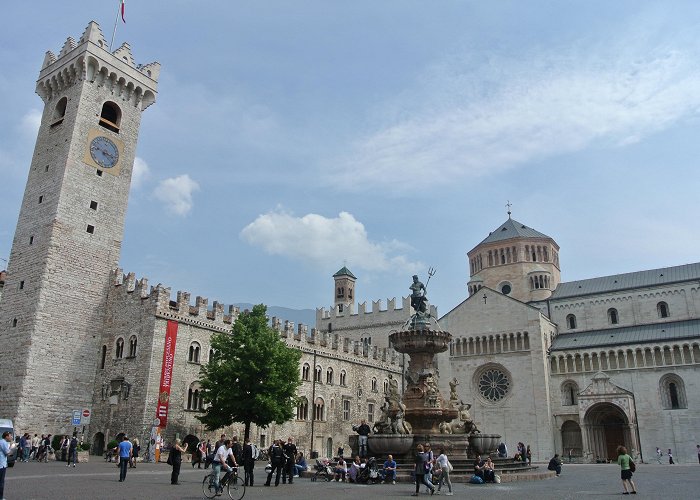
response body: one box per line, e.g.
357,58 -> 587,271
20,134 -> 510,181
156,320 -> 179,428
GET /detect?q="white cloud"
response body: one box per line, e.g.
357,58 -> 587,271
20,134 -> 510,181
20,109 -> 41,138
331,37 -> 700,193
153,174 -> 200,216
131,157 -> 151,189
240,210 -> 423,274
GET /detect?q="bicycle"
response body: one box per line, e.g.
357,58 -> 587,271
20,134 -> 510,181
203,466 -> 245,500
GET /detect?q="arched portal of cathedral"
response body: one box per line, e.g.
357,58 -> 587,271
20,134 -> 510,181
561,420 -> 583,458
583,403 -> 634,462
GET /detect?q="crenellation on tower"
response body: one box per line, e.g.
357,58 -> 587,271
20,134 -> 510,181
59,37 -> 77,58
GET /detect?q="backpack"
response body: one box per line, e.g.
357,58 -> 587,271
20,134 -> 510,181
271,445 -> 285,463
250,444 -> 259,460
470,474 -> 484,484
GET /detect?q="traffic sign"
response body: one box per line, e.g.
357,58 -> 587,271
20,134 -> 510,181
71,409 -> 81,426
81,408 -> 91,424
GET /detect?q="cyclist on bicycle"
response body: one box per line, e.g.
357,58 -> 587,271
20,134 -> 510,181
212,440 -> 237,493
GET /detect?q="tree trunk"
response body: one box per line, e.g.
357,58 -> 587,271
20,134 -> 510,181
244,421 -> 251,442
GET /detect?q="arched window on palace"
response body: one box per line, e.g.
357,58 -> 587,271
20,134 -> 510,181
566,314 -> 577,330
297,397 -> 309,420
128,335 -> 137,357
326,368 -> 334,385
314,365 -> 322,383
384,379 -> 389,394
657,301 -> 670,318
188,342 -> 201,363
302,363 -> 310,381
314,397 -> 325,421
187,382 -> 203,411
115,337 -> 124,359
607,308 -> 619,325
340,370 -> 347,386
371,377 -> 378,392
660,373 -> 687,409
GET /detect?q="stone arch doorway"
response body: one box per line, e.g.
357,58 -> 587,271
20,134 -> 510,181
183,434 -> 199,454
561,420 -> 582,457
326,437 -> 333,459
93,432 -> 105,456
584,402 -> 632,461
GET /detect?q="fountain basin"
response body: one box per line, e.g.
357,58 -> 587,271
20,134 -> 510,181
468,433 -> 501,456
367,435 -> 415,456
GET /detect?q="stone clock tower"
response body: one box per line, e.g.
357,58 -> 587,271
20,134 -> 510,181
0,22 -> 159,432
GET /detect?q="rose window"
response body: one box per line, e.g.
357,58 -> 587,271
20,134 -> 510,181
477,368 -> 510,402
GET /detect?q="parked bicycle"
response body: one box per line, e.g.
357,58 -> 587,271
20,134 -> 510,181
203,466 -> 245,500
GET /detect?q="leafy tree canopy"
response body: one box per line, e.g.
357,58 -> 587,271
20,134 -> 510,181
197,304 -> 302,439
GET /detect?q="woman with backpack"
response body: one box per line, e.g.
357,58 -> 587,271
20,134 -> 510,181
616,445 -> 637,495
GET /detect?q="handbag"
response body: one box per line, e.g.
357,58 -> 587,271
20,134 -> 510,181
629,459 -> 636,472
166,453 -> 173,465
495,474 -> 501,483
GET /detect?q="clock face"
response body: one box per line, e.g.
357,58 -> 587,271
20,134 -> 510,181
89,136 -> 119,169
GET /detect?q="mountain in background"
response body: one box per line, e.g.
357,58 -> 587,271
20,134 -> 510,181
234,303 -> 317,329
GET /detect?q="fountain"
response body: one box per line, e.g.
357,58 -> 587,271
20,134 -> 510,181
365,272 -> 501,462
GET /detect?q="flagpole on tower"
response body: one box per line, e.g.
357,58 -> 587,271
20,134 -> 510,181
109,0 -> 125,51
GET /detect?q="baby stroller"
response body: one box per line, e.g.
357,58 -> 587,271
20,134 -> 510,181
356,457 -> 380,484
311,458 -> 334,482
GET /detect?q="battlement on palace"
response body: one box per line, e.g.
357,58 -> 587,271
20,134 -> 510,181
37,21 -> 159,108
270,317 -> 401,367
317,296 -> 437,321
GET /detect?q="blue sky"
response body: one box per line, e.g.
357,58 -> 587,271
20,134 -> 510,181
2,1 -> 700,318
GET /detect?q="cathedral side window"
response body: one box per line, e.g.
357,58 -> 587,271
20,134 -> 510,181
188,342 -> 201,363
660,374 -> 687,409
566,314 -> 577,329
99,101 -> 121,133
302,363 -> 310,381
475,365 -> 511,403
657,301 -> 670,318
561,381 -> 579,406
128,335 -> 137,357
607,308 -> 619,325
115,337 -> 124,359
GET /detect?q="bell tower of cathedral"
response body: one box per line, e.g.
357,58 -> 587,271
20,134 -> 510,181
333,266 -> 356,314
466,213 -> 560,303
0,22 -> 159,432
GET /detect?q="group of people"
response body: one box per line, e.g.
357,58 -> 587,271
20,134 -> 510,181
655,447 -> 675,464
263,437 -> 299,487
15,433 -> 57,463
413,443 -> 454,496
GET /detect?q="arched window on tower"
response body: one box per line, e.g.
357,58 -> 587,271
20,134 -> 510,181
52,97 -> 67,126
128,335 -> 137,357
607,308 -> 619,325
98,101 -> 121,133
100,345 -> 107,369
566,314 -> 577,330
657,302 -> 670,318
660,373 -> 687,409
115,337 -> 124,359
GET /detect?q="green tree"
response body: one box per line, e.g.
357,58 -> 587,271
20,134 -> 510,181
197,304 -> 302,440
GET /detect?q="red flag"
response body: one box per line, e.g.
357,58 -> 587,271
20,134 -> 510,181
121,0 -> 126,23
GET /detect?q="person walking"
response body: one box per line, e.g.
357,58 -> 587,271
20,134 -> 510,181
0,431 -> 18,499
656,447 -> 662,464
435,449 -> 453,495
243,437 -> 256,486
130,438 -> 140,468
169,438 -> 188,485
66,435 -> 78,467
30,434 -> 40,460
117,435 -> 132,482
412,444 -> 435,496
617,445 -> 637,495
668,448 -> 674,464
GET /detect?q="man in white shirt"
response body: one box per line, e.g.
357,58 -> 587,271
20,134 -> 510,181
212,439 -> 234,493
1,432 -> 18,499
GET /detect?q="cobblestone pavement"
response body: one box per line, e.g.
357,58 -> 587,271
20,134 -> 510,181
4,460 -> 699,499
